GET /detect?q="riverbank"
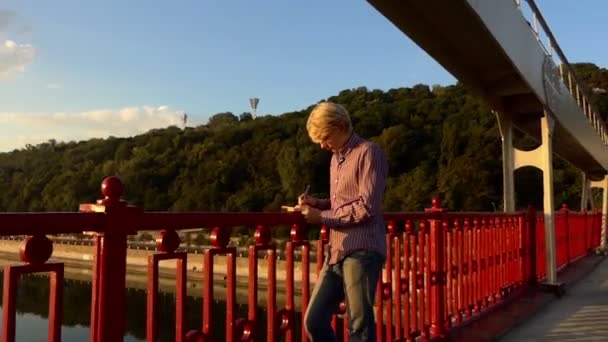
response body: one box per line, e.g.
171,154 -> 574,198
0,240 -> 316,308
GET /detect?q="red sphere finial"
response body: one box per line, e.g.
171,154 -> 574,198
156,229 -> 181,253
210,227 -> 231,249
386,221 -> 396,235
561,203 -> 569,211
432,197 -> 441,209
319,225 -> 329,241
405,220 -> 412,233
290,224 -> 304,242
276,309 -> 293,332
382,282 -> 391,300
20,235 -> 53,265
254,225 -> 271,246
235,319 -> 255,341
101,176 -> 124,202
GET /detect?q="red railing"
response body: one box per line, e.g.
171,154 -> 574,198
535,204 -> 602,281
0,177 -> 602,342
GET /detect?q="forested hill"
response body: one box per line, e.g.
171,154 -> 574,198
1,63 -> 606,213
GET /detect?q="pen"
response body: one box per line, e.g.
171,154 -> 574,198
304,184 -> 310,195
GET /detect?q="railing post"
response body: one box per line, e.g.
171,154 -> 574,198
526,206 -> 537,286
425,198 -> 447,341
561,204 -> 570,265
80,176 -> 141,342
583,209 -> 589,253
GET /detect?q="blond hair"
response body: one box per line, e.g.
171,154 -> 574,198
306,102 -> 353,143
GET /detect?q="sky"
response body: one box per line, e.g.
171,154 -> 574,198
0,0 -> 606,152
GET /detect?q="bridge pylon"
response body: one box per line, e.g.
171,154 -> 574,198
496,108 -> 563,294
591,175 -> 608,251
581,173 -> 592,211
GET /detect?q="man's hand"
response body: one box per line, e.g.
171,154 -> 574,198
301,206 -> 322,224
298,193 -> 318,207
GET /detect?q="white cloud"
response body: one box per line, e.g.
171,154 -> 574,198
0,105 -> 185,151
0,39 -> 35,79
0,10 -> 35,78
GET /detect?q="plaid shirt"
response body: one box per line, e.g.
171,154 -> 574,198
317,133 -> 388,265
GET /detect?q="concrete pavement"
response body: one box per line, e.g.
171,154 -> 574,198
501,258 -> 608,341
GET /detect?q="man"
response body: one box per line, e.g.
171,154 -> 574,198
299,101 -> 388,342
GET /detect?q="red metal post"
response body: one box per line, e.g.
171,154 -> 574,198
488,218 -> 497,304
404,221 -> 413,342
267,249 -> 277,340
147,242 -> 187,342
473,218 -> 480,313
480,218 -> 489,309
2,263 -> 65,342
147,254 -> 158,342
89,234 -> 101,342
286,239 -> 296,342
285,224 -> 310,342
426,198 -> 446,340
505,217 -> 511,292
561,204 -> 570,265
526,207 -> 538,286
203,246 -> 213,338
393,222 -> 403,340
495,218 -> 503,302
536,215 -> 546,280
455,219 -> 464,325
384,222 -> 395,341
301,243 -> 310,342
583,209 -> 590,252
596,210 -> 600,248
2,235 -> 62,342
409,224 -> 418,337
445,221 -> 453,325
2,265 -> 17,342
511,217 -> 518,289
518,215 -> 525,286
49,266 -> 64,342
204,248 -> 237,340
248,225 -> 275,342
80,177 -> 141,342
419,221 -> 428,340
463,219 -> 472,318
442,221 -> 450,328
201,226 -> 236,340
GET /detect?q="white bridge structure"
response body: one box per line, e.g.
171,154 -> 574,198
368,0 -> 608,289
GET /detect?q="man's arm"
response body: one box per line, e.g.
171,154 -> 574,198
315,198 -> 331,210
319,145 -> 387,228
299,194 -> 331,210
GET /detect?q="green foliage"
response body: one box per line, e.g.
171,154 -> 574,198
1,64 -> 606,214
571,63 -> 608,122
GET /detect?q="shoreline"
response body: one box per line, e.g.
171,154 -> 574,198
0,241 -> 314,308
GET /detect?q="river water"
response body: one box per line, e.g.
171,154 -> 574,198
1,274 -> 306,342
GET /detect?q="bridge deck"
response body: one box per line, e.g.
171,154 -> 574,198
368,0 -> 608,180
501,257 -> 608,341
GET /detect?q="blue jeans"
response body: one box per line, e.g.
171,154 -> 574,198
304,250 -> 384,342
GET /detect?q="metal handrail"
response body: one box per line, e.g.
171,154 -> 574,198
517,0 -> 608,144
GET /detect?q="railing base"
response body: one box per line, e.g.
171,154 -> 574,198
594,247 -> 608,256
539,282 -> 565,298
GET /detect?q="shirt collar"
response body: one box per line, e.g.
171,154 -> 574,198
336,132 -> 362,162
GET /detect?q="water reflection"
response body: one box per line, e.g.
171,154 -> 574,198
0,273 -> 305,341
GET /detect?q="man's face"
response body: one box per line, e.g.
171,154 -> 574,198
318,129 -> 344,153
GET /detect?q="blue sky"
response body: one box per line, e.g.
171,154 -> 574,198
0,0 -> 606,151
